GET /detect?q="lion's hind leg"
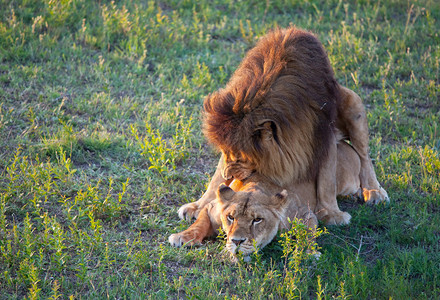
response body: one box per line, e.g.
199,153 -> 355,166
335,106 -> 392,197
336,141 -> 362,197
169,206 -> 214,247
362,188 -> 389,205
315,132 -> 352,226
337,86 -> 389,205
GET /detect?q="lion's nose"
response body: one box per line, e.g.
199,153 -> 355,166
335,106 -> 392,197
222,171 -> 232,180
231,238 -> 246,246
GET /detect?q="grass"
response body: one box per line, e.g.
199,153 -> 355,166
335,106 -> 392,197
0,0 -> 439,298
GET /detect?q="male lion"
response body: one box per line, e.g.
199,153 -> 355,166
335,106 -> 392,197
170,141 -> 362,261
179,27 -> 388,225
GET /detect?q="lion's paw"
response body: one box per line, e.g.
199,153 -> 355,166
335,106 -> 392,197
363,187 -> 389,205
177,202 -> 200,221
325,211 -> 351,226
169,232 -> 199,248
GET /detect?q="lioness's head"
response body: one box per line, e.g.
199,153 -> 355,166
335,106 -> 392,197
217,183 -> 289,261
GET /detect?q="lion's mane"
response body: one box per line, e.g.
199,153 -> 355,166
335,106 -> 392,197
203,27 -> 340,185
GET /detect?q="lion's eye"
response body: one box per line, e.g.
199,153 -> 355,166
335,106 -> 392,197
253,218 -> 263,224
227,214 -> 234,222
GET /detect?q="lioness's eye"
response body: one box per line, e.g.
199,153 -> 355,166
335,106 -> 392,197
253,218 -> 263,224
227,215 -> 234,222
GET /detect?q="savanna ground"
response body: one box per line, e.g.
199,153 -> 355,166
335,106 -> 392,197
0,0 -> 439,298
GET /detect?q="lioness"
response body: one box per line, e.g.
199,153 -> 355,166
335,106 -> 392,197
169,141 -> 362,260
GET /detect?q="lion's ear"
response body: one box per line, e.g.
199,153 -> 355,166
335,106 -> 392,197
254,120 -> 279,145
217,183 -> 235,203
260,121 -> 274,140
272,189 -> 289,209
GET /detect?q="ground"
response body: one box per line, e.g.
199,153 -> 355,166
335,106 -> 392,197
0,0 -> 439,298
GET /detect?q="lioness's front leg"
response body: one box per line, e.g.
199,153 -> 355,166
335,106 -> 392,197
314,132 -> 351,225
169,206 -> 215,247
178,157 -> 231,220
337,87 -> 389,204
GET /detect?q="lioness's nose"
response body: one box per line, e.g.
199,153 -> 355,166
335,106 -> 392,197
231,238 -> 246,246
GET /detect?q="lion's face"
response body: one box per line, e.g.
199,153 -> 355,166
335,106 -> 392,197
221,150 -> 256,181
217,184 -> 289,261
219,121 -> 280,182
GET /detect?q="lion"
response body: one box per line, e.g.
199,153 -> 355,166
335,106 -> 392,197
178,27 -> 388,225
170,141 -> 362,261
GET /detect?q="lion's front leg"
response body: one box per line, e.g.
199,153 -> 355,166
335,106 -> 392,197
178,156 -> 230,221
315,132 -> 351,225
337,86 -> 389,205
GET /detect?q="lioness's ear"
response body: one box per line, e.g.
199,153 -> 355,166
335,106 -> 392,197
217,183 -> 235,203
272,189 -> 289,209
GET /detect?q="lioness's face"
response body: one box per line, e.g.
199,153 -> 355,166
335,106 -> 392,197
217,184 -> 288,261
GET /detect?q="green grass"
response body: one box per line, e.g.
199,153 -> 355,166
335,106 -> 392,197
1,0 -> 439,298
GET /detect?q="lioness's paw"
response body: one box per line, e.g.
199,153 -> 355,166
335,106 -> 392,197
177,202 -> 200,221
363,187 -> 389,205
168,233 -> 198,248
168,233 -> 183,247
325,211 -> 351,226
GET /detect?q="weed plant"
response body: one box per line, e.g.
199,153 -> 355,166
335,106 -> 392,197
0,0 -> 439,298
